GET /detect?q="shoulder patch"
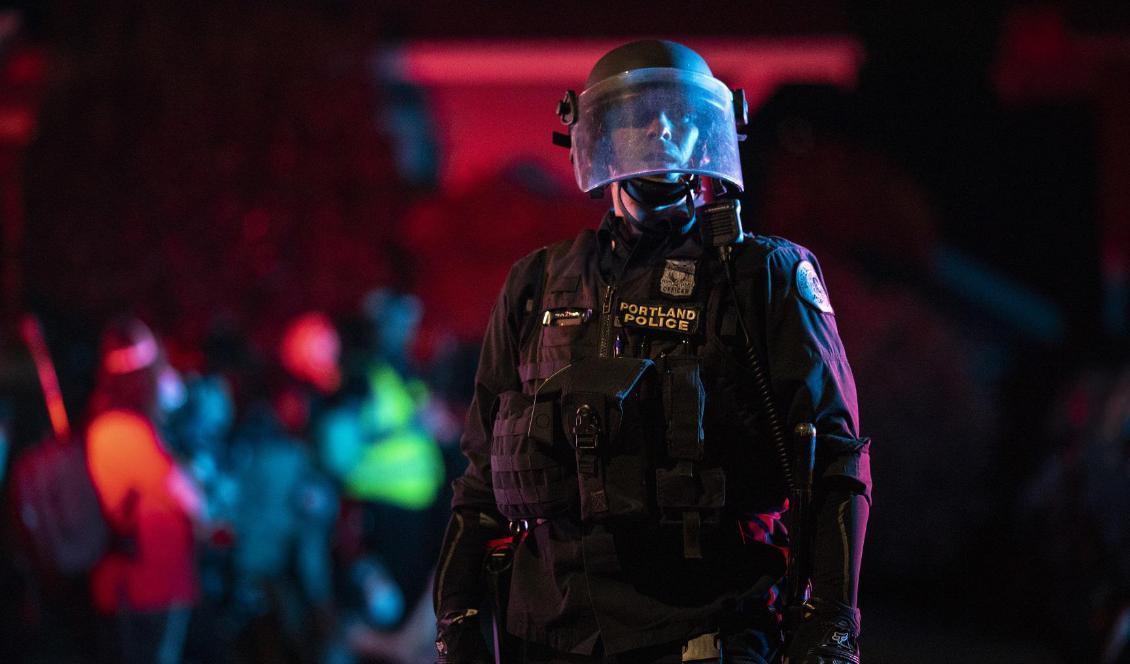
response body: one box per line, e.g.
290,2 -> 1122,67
795,260 -> 834,314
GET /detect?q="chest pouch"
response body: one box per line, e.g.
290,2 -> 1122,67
490,389 -> 575,521
558,357 -> 656,523
655,356 -> 725,559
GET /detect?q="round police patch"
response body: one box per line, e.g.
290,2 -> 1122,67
795,260 -> 834,314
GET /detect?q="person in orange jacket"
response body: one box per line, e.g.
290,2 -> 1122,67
85,317 -> 202,664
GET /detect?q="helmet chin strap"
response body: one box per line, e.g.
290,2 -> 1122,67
618,175 -> 698,236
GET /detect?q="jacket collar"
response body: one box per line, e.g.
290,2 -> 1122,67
597,212 -> 704,263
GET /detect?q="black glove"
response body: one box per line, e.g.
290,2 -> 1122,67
436,609 -> 493,664
785,598 -> 861,664
433,508 -> 506,663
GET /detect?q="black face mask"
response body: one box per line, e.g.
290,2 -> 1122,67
618,176 -> 697,235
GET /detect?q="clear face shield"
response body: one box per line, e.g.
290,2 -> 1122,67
570,68 -> 744,193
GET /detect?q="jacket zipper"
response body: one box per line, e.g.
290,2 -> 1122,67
599,283 -> 615,358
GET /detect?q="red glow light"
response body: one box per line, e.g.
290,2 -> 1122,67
279,312 -> 341,394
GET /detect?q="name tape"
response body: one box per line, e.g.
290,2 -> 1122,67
619,301 -> 701,334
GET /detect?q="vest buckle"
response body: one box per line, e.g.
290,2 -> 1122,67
573,404 -> 601,451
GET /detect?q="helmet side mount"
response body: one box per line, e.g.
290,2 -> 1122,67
552,90 -> 577,149
733,88 -> 749,142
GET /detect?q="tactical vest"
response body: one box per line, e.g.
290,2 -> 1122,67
490,230 -> 778,557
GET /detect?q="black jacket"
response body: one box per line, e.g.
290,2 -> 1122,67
449,213 -> 870,655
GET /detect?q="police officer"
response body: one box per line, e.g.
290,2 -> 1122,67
434,40 -> 870,664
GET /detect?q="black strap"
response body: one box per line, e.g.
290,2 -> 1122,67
663,358 -> 705,461
572,398 -> 609,519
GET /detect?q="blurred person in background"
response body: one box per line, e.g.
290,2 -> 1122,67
1018,361 -> 1130,663
0,397 -> 25,663
741,84 -> 999,599
84,316 -> 201,664
317,291 -> 448,661
164,371 -> 242,663
343,338 -> 484,664
0,399 -> 10,495
228,402 -> 340,664
224,311 -> 342,663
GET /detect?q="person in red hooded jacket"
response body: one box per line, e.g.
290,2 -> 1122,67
85,317 -> 202,664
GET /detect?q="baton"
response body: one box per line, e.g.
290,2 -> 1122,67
784,423 -> 816,634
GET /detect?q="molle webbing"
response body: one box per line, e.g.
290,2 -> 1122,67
501,230 -> 741,561
489,393 -> 574,520
656,351 -> 724,559
663,357 -> 705,461
490,451 -> 574,515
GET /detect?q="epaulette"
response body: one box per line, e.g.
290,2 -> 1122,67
733,233 -> 815,264
744,233 -> 802,254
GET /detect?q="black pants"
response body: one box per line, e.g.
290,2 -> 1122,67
518,630 -> 781,664
97,607 -> 191,664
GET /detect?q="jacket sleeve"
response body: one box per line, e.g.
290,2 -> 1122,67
436,253 -> 541,641
761,245 -> 871,500
760,244 -> 871,609
86,410 -> 178,525
450,252 -> 540,512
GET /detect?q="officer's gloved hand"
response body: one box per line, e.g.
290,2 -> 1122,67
435,609 -> 493,664
785,598 -> 862,664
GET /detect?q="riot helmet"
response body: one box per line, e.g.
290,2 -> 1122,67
559,40 -> 746,196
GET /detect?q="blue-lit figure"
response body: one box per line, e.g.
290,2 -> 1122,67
315,290 -> 448,661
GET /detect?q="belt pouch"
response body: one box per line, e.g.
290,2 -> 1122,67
559,357 -> 655,523
655,358 -> 724,558
490,390 -> 573,520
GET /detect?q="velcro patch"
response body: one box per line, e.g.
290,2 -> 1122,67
795,260 -> 834,314
548,275 -> 580,293
618,301 -> 701,334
